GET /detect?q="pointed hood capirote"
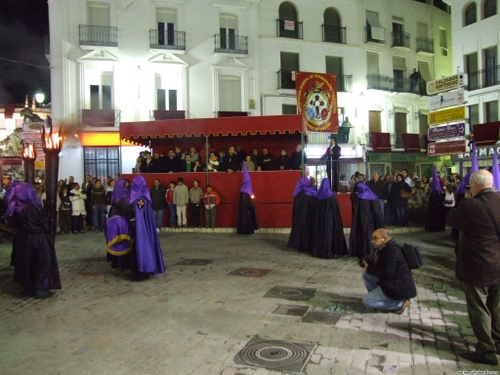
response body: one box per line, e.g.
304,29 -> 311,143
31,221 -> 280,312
240,162 -> 254,196
458,141 -> 479,194
292,177 -> 317,198
430,165 -> 442,193
111,178 -> 130,205
357,183 -> 378,200
130,175 -> 151,204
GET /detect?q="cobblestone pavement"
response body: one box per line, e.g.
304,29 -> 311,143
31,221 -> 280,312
0,228 -> 498,375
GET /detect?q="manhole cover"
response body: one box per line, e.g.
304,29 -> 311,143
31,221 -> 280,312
302,311 -> 342,325
234,337 -> 315,372
272,304 -> 309,316
228,268 -> 272,277
263,286 -> 316,301
174,259 -> 213,266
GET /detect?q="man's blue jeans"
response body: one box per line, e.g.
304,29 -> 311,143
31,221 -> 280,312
153,209 -> 164,229
93,204 -> 105,230
362,271 -> 404,311
168,204 -> 177,226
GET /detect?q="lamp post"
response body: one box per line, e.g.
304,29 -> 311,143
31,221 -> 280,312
41,122 -> 63,239
22,142 -> 37,185
35,92 -> 45,107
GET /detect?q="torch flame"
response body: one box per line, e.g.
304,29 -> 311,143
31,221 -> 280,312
22,143 -> 36,160
42,126 -> 63,151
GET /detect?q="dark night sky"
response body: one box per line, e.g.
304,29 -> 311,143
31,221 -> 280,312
0,0 -> 50,106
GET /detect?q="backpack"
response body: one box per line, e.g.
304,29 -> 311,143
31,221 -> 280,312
400,243 -> 423,270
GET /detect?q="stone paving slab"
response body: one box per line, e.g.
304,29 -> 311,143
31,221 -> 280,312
0,230 -> 498,374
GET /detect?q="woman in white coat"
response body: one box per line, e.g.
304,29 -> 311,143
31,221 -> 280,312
70,182 -> 87,233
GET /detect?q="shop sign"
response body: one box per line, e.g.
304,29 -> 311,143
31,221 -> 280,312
367,152 -> 437,162
427,73 -> 468,95
427,140 -> 467,156
428,89 -> 468,111
428,123 -> 466,141
428,107 -> 467,126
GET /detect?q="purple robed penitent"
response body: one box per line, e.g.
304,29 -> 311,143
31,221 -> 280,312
357,183 -> 378,200
458,141 -> 479,194
130,175 -> 165,275
6,182 -> 42,217
492,149 -> 500,190
316,178 -> 334,200
111,178 -> 130,205
430,165 -> 442,193
292,177 -> 317,198
105,215 -> 133,255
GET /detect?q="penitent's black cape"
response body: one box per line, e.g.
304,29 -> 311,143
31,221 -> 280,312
425,167 -> 446,232
349,183 -> 384,260
309,178 -> 348,258
287,177 -> 318,253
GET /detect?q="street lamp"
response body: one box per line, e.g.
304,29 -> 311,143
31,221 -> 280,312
35,92 -> 45,107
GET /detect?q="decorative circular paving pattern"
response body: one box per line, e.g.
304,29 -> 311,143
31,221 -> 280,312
228,268 -> 272,278
263,286 -> 317,301
234,338 -> 314,372
174,259 -> 213,266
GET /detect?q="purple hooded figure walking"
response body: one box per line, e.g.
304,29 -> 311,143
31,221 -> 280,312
237,163 -> 259,234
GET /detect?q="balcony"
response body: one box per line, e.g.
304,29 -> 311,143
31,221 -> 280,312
467,65 -> 500,91
321,24 -> 346,44
276,19 -> 303,39
416,37 -> 434,54
79,25 -> 118,48
391,32 -> 410,49
81,109 -> 118,127
364,26 -> 386,44
149,29 -> 186,51
366,74 -> 426,95
214,34 -> 248,55
277,69 -> 296,90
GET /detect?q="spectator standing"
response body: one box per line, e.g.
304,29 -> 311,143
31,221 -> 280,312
258,148 -> 275,171
184,154 -> 194,172
70,182 -> 87,233
244,155 -> 255,171
225,147 -> 241,173
173,177 -> 189,227
218,150 -> 228,172
447,170 -> 500,366
367,171 -> 388,222
189,180 -> 204,227
291,144 -> 307,171
91,179 -> 106,232
165,181 -> 177,227
150,179 -> 167,233
277,149 -> 292,170
207,152 -> 219,172
105,179 -> 115,217
203,185 -> 220,228
59,186 -> 72,233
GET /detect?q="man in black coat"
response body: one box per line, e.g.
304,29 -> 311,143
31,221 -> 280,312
225,146 -> 241,173
361,228 -> 416,314
447,170 -> 500,366
320,136 -> 341,191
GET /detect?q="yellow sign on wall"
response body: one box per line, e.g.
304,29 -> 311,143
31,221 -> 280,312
428,107 -> 467,126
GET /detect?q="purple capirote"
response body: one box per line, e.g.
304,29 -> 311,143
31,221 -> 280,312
357,182 -> 378,200
430,165 -> 443,193
111,178 -> 130,205
240,162 -> 254,196
129,175 -> 152,204
6,182 -> 42,217
292,177 -> 317,198
316,178 -> 334,200
492,148 -> 500,191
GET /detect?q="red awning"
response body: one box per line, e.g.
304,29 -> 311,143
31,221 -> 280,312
474,121 -> 500,146
120,114 -> 307,141
402,133 -> 421,152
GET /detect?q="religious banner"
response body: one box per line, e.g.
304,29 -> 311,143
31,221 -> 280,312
296,72 -> 338,133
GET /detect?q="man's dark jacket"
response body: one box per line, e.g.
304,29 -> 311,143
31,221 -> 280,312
150,185 -> 167,211
366,239 -> 417,300
447,189 -> 500,287
367,179 -> 388,200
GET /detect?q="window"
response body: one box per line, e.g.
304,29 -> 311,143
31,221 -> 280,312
369,111 -> 381,133
393,57 -> 406,92
466,53 -> 479,90
484,46 -> 498,88
395,112 -> 407,147
367,52 -> 379,75
83,147 -> 120,184
392,17 -> 405,47
485,101 -> 498,123
282,104 -> 297,114
483,0 -> 497,19
366,11 -> 384,42
156,8 -> 176,46
218,76 -> 241,111
326,56 -> 344,91
419,114 -> 429,136
278,2 -> 300,39
464,3 -> 477,26
156,89 -> 177,110
88,2 -> 110,26
439,28 -> 448,56
468,104 -> 479,129
279,52 -> 299,89
90,85 -> 112,110
220,13 -> 238,50
323,8 -> 343,43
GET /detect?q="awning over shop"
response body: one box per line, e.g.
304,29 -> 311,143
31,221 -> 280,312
474,121 -> 500,146
120,114 -> 307,144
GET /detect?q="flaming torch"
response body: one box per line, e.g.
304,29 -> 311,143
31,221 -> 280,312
41,124 -> 63,239
22,142 -> 37,185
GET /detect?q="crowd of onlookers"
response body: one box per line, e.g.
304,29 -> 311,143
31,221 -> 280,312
343,169 -> 462,227
134,144 -> 307,173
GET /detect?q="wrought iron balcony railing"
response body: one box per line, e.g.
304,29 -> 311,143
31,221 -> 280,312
79,25 -> 118,47
277,69 -> 296,90
214,34 -> 248,54
321,24 -> 346,44
415,37 -> 434,54
467,65 -> 500,91
391,32 -> 411,48
367,74 -> 426,95
149,29 -> 186,50
276,19 -> 303,39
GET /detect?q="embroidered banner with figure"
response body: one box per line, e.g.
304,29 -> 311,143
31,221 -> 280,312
296,72 -> 338,133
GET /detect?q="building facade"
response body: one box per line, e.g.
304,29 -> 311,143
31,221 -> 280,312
47,0 -> 453,181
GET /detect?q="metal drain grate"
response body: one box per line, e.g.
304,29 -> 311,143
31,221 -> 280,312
302,311 -> 342,326
174,259 -> 213,266
228,268 -> 272,278
272,304 -> 309,316
263,286 -> 316,301
234,337 -> 315,372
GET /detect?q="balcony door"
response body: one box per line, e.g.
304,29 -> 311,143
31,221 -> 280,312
280,52 -> 299,89
395,112 -> 407,148
466,53 -> 479,89
220,14 -> 238,50
484,46 -> 498,87
156,8 -> 176,46
88,3 -> 110,26
219,76 -> 241,111
369,111 -> 381,133
326,56 -> 343,91
278,2 -> 298,38
323,8 -> 341,43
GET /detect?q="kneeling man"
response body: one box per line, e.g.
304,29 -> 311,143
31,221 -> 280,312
361,228 -> 416,314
